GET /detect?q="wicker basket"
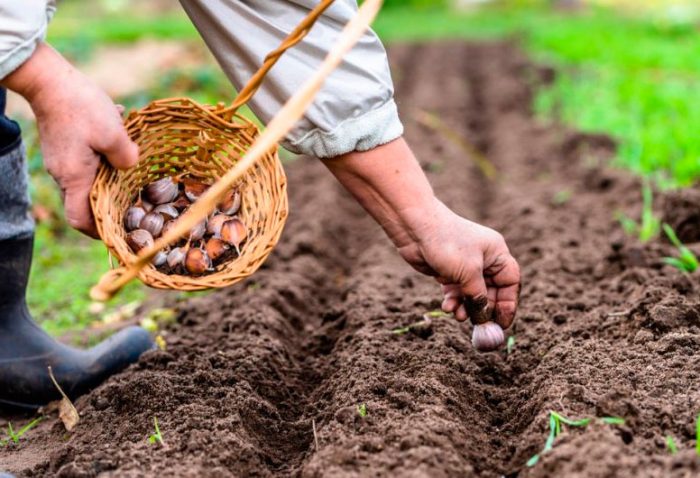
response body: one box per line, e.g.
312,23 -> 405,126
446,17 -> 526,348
89,0 -> 382,301
90,99 -> 288,291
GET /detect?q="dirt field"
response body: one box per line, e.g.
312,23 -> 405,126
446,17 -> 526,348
2,41 -> 699,477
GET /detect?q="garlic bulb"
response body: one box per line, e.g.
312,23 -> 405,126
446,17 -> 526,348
471,322 -> 505,352
206,214 -> 231,237
183,178 -> 208,202
205,237 -> 229,262
220,218 -> 247,254
218,189 -> 241,215
167,247 -> 187,269
144,177 -> 178,205
124,206 -> 146,232
126,229 -> 154,253
154,203 -> 179,221
139,212 -> 165,238
152,250 -> 168,267
185,247 -> 211,275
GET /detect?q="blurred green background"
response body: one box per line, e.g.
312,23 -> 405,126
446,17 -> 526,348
9,0 -> 700,337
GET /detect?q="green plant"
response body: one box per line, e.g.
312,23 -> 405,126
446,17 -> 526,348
615,182 -> 660,243
506,335 -> 516,355
527,412 -> 625,467
148,417 -> 164,446
358,403 -> 368,418
0,418 -> 42,446
666,435 -> 678,455
662,223 -> 698,273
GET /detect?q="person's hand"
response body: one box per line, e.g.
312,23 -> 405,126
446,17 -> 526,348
397,202 -> 520,329
1,43 -> 138,238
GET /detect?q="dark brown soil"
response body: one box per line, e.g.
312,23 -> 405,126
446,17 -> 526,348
2,41 -> 700,478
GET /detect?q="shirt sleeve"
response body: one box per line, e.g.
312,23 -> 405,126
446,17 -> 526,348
0,1 -> 56,80
178,0 -> 403,158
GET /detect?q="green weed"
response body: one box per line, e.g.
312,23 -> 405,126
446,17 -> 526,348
506,335 -> 516,355
147,417 -> 164,446
662,223 -> 698,273
0,418 -> 42,446
666,435 -> 678,455
527,412 -> 624,467
615,182 -> 660,243
357,403 -> 368,418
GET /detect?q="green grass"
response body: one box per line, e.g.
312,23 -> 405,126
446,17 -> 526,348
373,5 -> 700,186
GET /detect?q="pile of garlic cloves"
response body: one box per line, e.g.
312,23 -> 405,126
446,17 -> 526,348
123,176 -> 247,276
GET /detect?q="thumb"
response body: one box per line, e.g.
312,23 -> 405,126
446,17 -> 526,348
97,125 -> 139,170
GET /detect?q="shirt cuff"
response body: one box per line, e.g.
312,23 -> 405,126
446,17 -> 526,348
0,4 -> 56,80
283,99 -> 404,159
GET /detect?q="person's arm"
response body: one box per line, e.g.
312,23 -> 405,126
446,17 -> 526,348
325,137 -> 520,329
1,42 -> 138,237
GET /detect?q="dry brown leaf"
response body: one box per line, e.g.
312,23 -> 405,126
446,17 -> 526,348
47,366 -> 80,432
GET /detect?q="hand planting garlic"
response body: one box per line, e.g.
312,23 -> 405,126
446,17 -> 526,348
123,176 -> 249,276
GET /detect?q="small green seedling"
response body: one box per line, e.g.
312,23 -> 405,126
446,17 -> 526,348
506,335 -> 516,355
666,435 -> 678,455
527,412 -> 624,467
600,416 -> 625,425
551,189 -> 572,206
662,224 -> 698,273
0,418 -> 42,446
391,310 -> 450,335
615,181 -> 660,243
357,403 -> 368,418
147,417 -> 164,446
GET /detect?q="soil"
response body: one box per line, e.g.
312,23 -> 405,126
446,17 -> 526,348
2,41 -> 700,478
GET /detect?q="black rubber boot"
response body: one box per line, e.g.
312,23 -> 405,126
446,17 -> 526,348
0,234 -> 154,409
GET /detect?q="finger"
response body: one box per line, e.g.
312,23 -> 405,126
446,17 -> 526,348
455,304 -> 468,322
63,181 -> 100,238
460,269 -> 490,325
96,125 -> 139,170
495,283 -> 520,329
115,104 -> 126,116
487,286 -> 497,312
441,283 -> 462,313
488,255 -> 521,329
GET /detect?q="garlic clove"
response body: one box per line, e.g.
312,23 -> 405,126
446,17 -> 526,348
206,214 -> 232,238
218,189 -> 241,215
205,237 -> 229,262
167,246 -> 187,269
182,177 -> 209,203
185,247 -> 211,275
220,218 -> 247,255
188,220 -> 207,242
152,250 -> 168,267
172,194 -> 191,211
143,177 -> 179,205
126,229 -> 154,253
471,322 -> 505,352
154,203 -> 179,221
124,206 -> 146,232
139,211 -> 165,238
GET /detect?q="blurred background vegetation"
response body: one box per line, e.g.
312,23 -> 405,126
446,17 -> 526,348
9,0 -> 700,337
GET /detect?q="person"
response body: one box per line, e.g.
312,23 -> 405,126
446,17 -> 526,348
0,0 -> 520,411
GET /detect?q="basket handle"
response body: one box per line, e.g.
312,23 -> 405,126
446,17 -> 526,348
91,0 -> 384,301
225,0 -> 336,115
